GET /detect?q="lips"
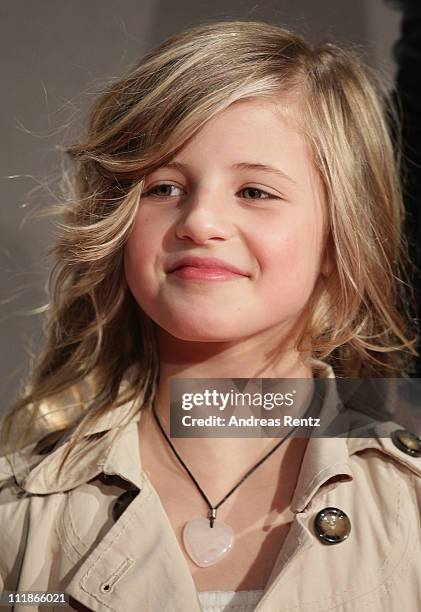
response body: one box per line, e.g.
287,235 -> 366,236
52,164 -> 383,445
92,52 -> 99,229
167,256 -> 249,276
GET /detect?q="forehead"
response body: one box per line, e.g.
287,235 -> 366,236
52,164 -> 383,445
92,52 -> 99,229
168,98 -> 317,188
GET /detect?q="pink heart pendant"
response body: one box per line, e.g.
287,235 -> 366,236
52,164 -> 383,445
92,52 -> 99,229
183,517 -> 235,567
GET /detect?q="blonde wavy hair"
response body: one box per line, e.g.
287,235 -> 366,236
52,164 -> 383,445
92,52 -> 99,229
1,19 -> 418,465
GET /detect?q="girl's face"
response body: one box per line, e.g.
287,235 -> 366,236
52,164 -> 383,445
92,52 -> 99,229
124,98 -> 332,344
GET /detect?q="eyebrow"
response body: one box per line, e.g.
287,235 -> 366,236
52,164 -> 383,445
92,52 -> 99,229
160,161 -> 298,186
231,162 -> 298,186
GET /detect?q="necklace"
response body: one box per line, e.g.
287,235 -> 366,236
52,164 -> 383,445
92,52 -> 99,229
151,386 -> 321,568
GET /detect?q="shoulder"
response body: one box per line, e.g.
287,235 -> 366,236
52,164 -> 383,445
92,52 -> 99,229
0,429 -> 69,527
0,394 -> 144,495
347,421 -> 421,475
346,422 -> 421,524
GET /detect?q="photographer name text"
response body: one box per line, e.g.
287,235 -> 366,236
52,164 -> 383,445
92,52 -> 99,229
181,415 -> 321,427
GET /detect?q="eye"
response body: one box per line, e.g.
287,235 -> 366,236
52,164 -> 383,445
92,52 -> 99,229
142,183 -> 281,201
239,187 -> 280,201
143,183 -> 185,198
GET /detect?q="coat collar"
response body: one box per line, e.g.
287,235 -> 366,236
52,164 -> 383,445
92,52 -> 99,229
290,360 -> 354,512
6,395 -> 144,493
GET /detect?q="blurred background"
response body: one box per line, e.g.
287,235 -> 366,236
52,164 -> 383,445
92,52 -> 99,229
0,1 -> 405,414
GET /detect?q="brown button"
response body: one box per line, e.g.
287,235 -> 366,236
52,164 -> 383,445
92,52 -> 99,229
314,507 -> 351,545
391,429 -> 421,457
112,489 -> 140,522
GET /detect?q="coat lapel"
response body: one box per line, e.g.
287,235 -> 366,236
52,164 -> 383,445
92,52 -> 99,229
65,473 -> 202,612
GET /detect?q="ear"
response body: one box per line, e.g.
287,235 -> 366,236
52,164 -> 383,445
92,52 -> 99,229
320,232 -> 335,278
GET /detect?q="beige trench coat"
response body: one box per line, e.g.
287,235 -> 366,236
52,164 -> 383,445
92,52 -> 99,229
1,363 -> 421,612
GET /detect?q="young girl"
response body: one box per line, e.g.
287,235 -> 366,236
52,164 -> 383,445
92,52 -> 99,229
1,19 -> 421,612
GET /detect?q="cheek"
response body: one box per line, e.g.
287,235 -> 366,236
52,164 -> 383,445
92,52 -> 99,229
124,213 -> 161,292
258,218 -> 323,299
128,211 -> 158,252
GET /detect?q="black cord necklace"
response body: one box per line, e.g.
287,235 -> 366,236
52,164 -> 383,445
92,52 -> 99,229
150,387 -> 321,568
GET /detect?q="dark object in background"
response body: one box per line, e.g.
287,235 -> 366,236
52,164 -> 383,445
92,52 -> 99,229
386,0 -> 421,376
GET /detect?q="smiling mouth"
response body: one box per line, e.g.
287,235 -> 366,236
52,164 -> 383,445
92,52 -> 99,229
169,265 -> 247,282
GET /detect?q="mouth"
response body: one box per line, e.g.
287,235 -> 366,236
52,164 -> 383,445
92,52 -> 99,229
167,256 -> 249,277
169,266 -> 247,281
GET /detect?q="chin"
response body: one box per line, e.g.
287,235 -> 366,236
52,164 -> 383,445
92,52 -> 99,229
160,317 -> 243,343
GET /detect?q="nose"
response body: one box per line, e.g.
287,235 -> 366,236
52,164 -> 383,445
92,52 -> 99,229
174,188 -> 235,244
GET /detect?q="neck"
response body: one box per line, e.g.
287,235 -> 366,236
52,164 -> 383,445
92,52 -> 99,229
139,325 -> 314,502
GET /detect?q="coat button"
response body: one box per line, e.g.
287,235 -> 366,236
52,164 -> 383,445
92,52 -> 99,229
112,489 -> 140,522
314,507 -> 351,545
391,429 -> 421,457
